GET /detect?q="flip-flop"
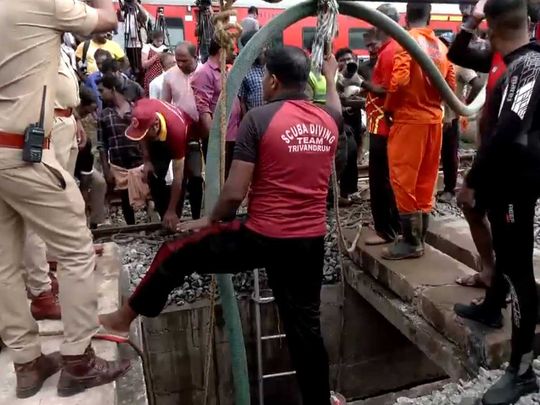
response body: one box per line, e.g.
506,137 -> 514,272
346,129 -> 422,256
456,273 -> 490,289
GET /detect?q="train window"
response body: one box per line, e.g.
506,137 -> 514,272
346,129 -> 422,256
302,27 -> 317,50
349,28 -> 368,50
163,17 -> 185,47
434,29 -> 453,37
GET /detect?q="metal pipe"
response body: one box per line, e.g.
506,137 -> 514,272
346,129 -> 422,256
262,371 -> 297,379
339,1 -> 484,117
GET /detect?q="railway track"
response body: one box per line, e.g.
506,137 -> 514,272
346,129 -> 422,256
92,222 -> 164,239
94,152 -> 476,239
356,150 -> 474,178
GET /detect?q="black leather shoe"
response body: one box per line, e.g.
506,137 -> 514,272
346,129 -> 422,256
454,302 -> 503,329
482,367 -> 538,405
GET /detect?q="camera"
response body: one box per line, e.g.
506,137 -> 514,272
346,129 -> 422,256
344,61 -> 358,79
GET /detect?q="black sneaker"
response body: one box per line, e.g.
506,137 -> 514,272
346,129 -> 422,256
454,302 -> 503,329
482,367 -> 538,405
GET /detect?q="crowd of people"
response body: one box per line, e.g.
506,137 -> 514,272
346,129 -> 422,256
0,0 -> 539,404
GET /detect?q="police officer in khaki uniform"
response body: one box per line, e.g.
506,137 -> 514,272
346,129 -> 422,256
0,0 -> 130,399
22,44 -> 87,322
52,45 -> 83,175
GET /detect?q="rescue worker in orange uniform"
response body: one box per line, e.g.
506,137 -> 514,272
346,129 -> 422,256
382,2 -> 456,260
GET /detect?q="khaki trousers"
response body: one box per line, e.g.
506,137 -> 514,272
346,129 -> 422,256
23,229 -> 51,296
50,116 -> 78,177
80,170 -> 107,225
0,152 -> 97,364
23,117 -> 78,296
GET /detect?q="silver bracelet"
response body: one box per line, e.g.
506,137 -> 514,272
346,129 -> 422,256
460,24 -> 476,34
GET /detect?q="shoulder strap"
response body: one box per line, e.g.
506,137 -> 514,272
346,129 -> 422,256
81,40 -> 91,64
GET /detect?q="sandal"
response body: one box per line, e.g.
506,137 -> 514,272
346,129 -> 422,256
456,272 -> 490,289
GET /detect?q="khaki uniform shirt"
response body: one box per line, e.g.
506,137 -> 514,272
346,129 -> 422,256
56,48 -> 80,110
0,0 -> 98,170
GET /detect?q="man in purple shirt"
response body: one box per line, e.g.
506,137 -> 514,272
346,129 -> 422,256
191,37 -> 242,175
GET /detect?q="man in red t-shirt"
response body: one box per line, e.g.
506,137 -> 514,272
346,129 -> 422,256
101,47 -> 347,405
126,98 -> 188,230
361,3 -> 401,245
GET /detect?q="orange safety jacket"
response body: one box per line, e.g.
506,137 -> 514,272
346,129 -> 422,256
385,27 -> 456,125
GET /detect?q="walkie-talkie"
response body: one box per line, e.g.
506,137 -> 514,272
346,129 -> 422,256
22,86 -> 47,163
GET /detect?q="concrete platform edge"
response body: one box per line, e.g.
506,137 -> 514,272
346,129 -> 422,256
116,265 -> 150,405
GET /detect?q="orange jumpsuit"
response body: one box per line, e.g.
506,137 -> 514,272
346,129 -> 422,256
385,27 -> 456,214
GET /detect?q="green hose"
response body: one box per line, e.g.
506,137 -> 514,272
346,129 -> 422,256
339,1 -> 484,117
205,1 -> 484,403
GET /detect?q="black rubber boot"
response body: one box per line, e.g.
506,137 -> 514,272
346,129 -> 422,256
454,301 -> 503,329
421,212 -> 430,243
482,365 -> 538,404
381,212 -> 424,260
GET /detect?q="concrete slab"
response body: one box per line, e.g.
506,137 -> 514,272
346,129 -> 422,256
0,242 -> 136,405
344,227 -> 476,302
426,217 -> 480,271
426,217 -> 540,282
342,226 -> 539,373
418,285 -> 512,367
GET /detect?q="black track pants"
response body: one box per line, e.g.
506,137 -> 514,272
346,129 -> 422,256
441,119 -> 459,193
368,133 -> 400,240
484,194 -> 539,367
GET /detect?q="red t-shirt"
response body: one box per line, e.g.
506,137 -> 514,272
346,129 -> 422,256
145,99 -> 189,160
234,96 -> 341,238
479,52 -> 507,143
486,52 -> 506,95
366,39 -> 397,136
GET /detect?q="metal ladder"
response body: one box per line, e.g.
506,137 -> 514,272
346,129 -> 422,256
252,269 -> 296,405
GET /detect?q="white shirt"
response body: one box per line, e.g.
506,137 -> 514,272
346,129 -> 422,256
142,43 -> 168,55
149,71 -> 167,100
61,34 -> 77,70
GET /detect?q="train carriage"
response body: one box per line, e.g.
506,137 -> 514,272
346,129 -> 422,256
113,0 -> 470,57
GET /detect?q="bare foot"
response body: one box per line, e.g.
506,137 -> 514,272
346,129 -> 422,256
456,272 -> 491,288
99,309 -> 133,336
365,234 -> 392,246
